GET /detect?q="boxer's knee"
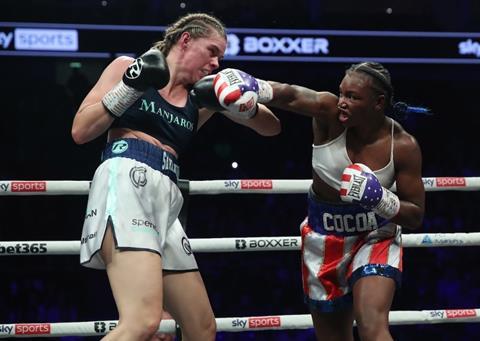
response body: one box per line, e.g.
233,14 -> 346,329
180,313 -> 216,341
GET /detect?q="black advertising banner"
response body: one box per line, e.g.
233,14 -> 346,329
1,22 -> 480,64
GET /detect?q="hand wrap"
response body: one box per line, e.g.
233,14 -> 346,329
102,49 -> 169,118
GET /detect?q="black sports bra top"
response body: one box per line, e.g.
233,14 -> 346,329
111,87 -> 199,155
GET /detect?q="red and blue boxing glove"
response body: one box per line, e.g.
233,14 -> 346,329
340,163 -> 400,220
213,68 -> 273,119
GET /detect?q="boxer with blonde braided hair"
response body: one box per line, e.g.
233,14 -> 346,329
153,13 -> 227,55
72,12 -> 280,341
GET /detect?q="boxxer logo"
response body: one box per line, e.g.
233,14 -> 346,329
94,322 -> 117,333
125,58 -> 143,79
235,239 -> 247,249
244,36 -> 329,54
226,33 -> 240,56
94,322 -> 106,333
235,238 -> 299,249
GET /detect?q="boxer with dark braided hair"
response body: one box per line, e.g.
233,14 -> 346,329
349,62 -> 431,120
214,61 -> 427,340
72,12 -> 280,341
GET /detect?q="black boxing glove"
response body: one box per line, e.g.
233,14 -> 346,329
122,49 -> 169,90
102,49 -> 170,118
189,75 -> 224,112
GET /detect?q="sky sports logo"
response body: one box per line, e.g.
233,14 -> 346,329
15,323 -> 51,335
241,180 -> 273,189
248,316 -> 281,328
231,316 -> 281,329
0,28 -> 78,51
223,179 -> 273,190
458,39 -> 480,58
445,309 -> 477,318
435,177 -> 466,187
0,181 -> 47,192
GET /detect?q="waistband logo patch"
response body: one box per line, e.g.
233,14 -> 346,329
112,140 -> 129,154
129,166 -> 147,188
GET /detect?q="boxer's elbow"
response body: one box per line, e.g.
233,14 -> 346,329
71,109 -> 110,145
256,115 -> 281,136
71,124 -> 97,145
267,125 -> 281,137
252,105 -> 281,136
71,126 -> 88,145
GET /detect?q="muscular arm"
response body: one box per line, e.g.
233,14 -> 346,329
267,81 -> 338,120
197,104 -> 281,136
71,57 -> 133,144
390,133 -> 425,230
221,104 -> 281,136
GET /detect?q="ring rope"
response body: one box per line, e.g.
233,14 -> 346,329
1,233 -> 479,256
1,309 -> 479,337
2,179 -> 478,337
0,177 -> 476,195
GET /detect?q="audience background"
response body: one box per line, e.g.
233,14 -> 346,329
1,1 -> 480,340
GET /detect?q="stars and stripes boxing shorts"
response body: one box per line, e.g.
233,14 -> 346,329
301,190 -> 402,312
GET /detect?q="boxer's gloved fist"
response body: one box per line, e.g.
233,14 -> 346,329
213,68 -> 273,119
340,163 -> 400,219
190,75 -> 224,112
122,49 -> 169,90
103,49 -> 170,118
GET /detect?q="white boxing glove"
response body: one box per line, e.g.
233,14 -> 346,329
213,68 -> 273,119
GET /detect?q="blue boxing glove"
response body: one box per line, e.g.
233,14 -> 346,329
340,163 -> 400,219
213,68 -> 273,119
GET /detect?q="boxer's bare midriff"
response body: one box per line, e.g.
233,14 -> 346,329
312,171 -> 342,203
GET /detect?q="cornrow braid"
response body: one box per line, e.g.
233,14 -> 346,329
348,62 -> 393,101
153,13 -> 226,56
347,62 -> 431,119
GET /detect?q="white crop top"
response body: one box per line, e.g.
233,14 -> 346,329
312,119 -> 396,190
